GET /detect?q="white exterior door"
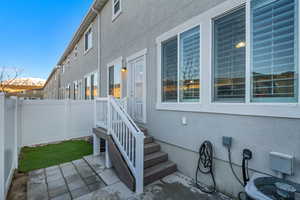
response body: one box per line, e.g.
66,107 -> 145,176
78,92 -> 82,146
128,54 -> 146,123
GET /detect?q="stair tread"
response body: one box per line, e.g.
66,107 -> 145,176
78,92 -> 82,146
144,136 -> 153,144
144,151 -> 167,162
144,142 -> 159,148
144,160 -> 176,177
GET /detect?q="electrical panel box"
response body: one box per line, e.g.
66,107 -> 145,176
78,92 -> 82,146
270,152 -> 294,176
222,136 -> 232,148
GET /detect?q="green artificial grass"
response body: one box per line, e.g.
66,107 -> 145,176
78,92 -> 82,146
19,140 -> 93,172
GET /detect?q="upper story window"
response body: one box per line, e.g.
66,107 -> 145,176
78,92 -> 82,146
112,0 -> 122,21
251,0 -> 298,103
161,26 -> 200,103
84,28 -> 93,52
213,7 -> 246,102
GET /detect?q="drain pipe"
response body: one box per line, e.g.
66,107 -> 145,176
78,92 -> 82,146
91,5 -> 101,98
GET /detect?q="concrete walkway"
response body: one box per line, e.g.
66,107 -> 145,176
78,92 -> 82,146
27,154 -> 232,200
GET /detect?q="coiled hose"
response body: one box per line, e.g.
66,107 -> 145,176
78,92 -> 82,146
195,141 -> 216,193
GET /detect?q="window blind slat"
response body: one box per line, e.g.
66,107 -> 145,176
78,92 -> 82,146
251,0 -> 298,102
213,7 -> 246,102
161,37 -> 178,102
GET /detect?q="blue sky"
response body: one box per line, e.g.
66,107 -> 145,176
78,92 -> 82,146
0,0 -> 93,80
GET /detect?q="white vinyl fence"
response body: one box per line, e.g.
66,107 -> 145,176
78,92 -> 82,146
0,94 -> 19,200
0,94 -> 94,200
21,100 -> 94,146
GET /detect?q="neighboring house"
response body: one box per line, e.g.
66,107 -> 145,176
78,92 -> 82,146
55,2 -> 103,101
7,88 -> 44,100
50,0 -> 300,197
43,67 -> 60,99
1,77 -> 45,99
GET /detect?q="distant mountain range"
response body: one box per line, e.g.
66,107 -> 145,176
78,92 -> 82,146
2,78 -> 46,87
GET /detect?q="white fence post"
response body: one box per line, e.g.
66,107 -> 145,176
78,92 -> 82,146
93,99 -> 100,156
135,133 -> 144,194
0,93 -> 5,200
13,97 -> 19,169
64,99 -> 70,140
105,96 -> 112,168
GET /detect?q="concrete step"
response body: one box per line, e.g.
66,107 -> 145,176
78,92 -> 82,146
144,151 -> 168,169
144,143 -> 160,155
144,161 -> 177,185
144,136 -> 153,144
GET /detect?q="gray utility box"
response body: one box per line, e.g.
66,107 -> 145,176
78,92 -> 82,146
270,152 -> 294,176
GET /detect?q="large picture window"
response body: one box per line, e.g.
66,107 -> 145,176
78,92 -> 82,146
251,0 -> 298,102
213,7 -> 246,102
161,26 -> 200,103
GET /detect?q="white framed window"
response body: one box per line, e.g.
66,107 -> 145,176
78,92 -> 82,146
84,76 -> 91,100
158,25 -> 201,104
84,27 -> 93,53
78,80 -> 83,100
66,84 -> 71,99
90,72 -> 98,100
107,57 -> 123,98
155,0 -> 300,119
112,0 -> 122,21
213,6 -> 246,102
251,0 -> 298,103
73,81 -> 78,100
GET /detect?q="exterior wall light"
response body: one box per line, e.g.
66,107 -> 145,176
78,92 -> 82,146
121,67 -> 127,72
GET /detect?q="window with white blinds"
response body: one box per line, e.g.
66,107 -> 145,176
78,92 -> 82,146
213,7 -> 246,102
161,26 -> 201,103
179,26 -> 200,102
161,37 -> 178,102
251,0 -> 298,102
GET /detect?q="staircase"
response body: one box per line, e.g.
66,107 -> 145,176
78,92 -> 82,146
143,134 -> 177,185
94,97 -> 177,193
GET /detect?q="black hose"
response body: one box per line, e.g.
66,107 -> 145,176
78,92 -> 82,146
195,141 -> 216,193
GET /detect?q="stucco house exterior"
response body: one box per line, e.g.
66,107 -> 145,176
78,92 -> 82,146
43,67 -> 60,99
45,0 -> 300,197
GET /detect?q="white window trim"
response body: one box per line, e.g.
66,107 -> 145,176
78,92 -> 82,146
156,0 -> 300,119
126,49 -> 148,124
84,71 -> 98,100
84,75 -> 91,100
77,80 -> 81,100
107,57 -> 123,97
156,22 -> 203,108
67,84 -> 71,99
84,25 -> 93,54
112,0 -> 122,22
73,80 -> 78,100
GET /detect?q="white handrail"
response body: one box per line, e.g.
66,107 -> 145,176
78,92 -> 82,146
107,96 -> 145,194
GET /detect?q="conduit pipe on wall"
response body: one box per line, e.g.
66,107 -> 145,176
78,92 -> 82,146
91,5 -> 101,97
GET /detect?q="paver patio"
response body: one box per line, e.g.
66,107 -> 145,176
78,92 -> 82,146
27,154 -> 232,200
